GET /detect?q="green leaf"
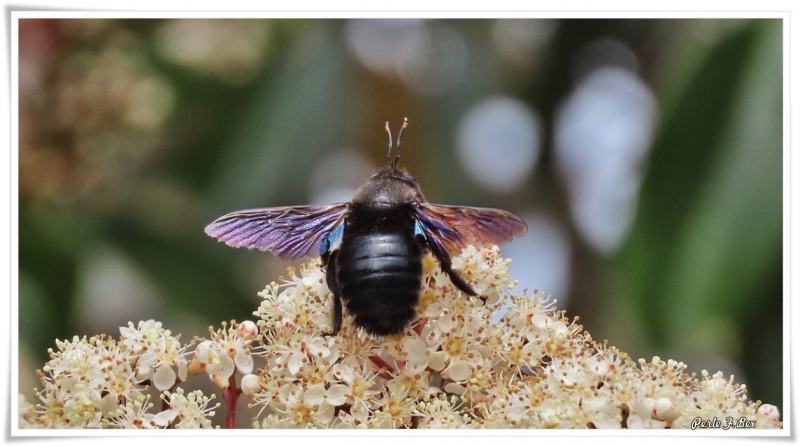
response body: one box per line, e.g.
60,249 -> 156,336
619,20 -> 782,351
659,20 -> 782,347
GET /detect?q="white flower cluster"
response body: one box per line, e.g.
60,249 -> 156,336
19,246 -> 782,429
19,320 -> 218,429
244,245 -> 782,429
157,388 -> 220,429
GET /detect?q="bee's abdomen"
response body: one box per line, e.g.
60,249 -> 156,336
337,231 -> 422,336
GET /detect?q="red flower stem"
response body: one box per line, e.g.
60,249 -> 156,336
368,355 -> 396,380
223,373 -> 240,429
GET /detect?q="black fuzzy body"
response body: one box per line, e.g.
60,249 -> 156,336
327,202 -> 423,336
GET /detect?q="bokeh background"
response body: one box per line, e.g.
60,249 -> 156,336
18,18 -> 783,418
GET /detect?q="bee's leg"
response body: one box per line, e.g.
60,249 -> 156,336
326,293 -> 343,337
427,241 -> 484,301
322,250 -> 343,337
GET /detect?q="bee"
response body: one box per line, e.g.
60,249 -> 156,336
205,118 -> 527,336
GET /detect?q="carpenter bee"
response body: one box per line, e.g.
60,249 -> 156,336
205,118 -> 527,336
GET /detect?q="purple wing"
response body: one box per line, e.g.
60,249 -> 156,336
416,203 -> 528,256
204,203 -> 349,260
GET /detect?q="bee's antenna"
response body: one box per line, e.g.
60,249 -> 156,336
385,121 -> 393,169
395,117 -> 408,169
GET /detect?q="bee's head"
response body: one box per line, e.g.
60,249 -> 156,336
370,167 -> 417,185
354,167 -> 424,207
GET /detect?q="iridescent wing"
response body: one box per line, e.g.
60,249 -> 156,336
204,203 -> 349,260
415,203 -> 527,256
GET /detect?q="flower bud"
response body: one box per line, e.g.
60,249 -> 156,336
757,404 -> 780,421
240,373 -> 261,396
237,320 -> 258,341
652,397 -> 680,422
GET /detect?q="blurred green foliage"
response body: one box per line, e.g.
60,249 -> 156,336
18,18 -> 783,414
